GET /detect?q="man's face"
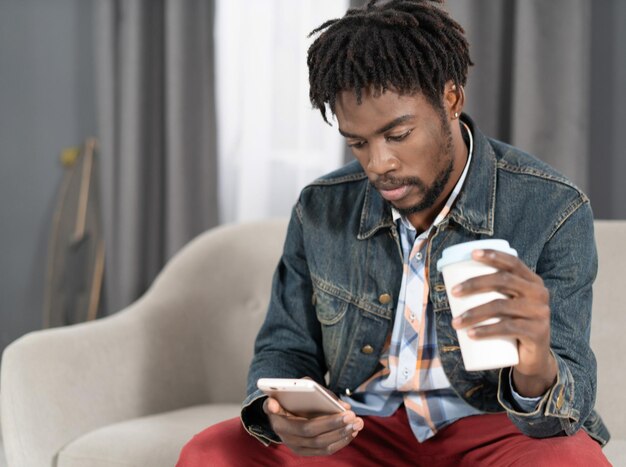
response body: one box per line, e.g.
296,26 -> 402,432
334,88 -> 455,217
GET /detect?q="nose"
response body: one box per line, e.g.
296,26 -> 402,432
366,143 -> 398,176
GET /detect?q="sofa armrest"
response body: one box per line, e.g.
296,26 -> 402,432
1,292 -> 212,467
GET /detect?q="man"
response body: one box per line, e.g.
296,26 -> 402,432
178,1 -> 610,465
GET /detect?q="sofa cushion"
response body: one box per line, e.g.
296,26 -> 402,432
57,404 -> 241,467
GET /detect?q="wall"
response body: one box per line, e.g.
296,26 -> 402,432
0,0 -> 96,357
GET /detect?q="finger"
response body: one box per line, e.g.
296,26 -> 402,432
452,298 -> 549,330
273,410 -> 355,441
263,397 -> 289,416
452,270 -> 530,298
465,316 -> 545,341
284,417 -> 364,456
458,318 -> 550,352
471,249 -> 537,282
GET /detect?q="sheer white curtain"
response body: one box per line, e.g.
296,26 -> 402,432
215,0 -> 348,223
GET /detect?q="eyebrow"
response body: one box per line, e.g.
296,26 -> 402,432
338,114 -> 415,139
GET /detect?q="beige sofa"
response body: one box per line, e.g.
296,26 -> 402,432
1,219 -> 624,466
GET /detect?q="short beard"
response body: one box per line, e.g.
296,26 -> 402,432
394,155 -> 454,216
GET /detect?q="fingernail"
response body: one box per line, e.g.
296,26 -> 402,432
343,413 -> 354,424
452,284 -> 462,294
467,328 -> 476,338
345,424 -> 354,433
452,317 -> 461,328
474,249 -> 485,257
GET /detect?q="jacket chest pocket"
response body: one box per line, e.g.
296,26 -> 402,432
314,287 -> 349,325
313,286 -> 351,371
312,281 -> 392,388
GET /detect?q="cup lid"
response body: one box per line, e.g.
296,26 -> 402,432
436,239 -> 517,271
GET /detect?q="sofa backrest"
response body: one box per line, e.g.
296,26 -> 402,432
144,218 -> 289,404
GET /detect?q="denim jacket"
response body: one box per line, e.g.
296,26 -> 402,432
242,116 -> 610,447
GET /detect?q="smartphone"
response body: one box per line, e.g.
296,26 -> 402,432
257,378 -> 346,418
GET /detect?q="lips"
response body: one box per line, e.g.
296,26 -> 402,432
378,185 -> 410,202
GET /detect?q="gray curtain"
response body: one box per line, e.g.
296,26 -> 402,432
348,0 -> 626,220
94,0 -> 219,313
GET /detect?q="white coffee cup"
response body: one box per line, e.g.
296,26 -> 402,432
436,239 -> 520,371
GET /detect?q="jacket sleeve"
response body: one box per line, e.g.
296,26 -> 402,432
497,198 -> 598,438
241,202 -> 327,444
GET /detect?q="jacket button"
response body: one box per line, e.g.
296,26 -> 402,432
361,345 -> 374,354
378,293 -> 392,305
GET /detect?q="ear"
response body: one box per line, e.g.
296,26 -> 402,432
443,80 -> 465,120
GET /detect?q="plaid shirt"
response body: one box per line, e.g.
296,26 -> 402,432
343,123 -> 482,441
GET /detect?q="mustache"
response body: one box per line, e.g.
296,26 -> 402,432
372,176 -> 425,191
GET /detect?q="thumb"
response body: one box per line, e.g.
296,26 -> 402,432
263,397 -> 286,416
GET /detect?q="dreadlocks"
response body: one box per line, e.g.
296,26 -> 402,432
307,0 -> 472,123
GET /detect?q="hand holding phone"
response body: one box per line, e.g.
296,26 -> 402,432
258,378 -> 363,456
257,378 -> 346,418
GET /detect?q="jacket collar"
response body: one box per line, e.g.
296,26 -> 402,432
357,182 -> 395,240
357,114 -> 496,240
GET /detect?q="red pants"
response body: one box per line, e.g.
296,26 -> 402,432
177,408 -> 610,466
